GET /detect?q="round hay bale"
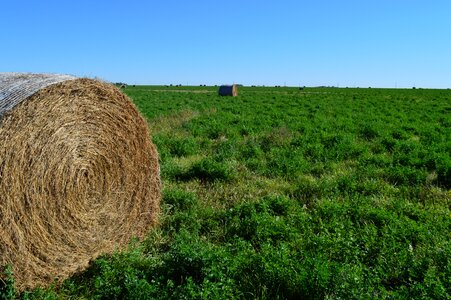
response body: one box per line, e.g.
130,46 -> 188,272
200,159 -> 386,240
218,84 -> 238,97
0,73 -> 160,290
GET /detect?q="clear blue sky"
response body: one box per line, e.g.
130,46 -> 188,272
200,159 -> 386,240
1,1 -> 450,88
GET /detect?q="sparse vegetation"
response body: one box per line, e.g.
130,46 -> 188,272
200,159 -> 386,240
23,86 -> 450,299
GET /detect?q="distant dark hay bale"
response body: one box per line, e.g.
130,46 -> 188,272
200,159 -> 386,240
218,84 -> 238,96
0,73 -> 160,290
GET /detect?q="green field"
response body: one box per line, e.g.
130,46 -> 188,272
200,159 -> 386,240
6,86 -> 450,299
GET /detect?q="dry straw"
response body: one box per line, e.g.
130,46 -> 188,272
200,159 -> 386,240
0,74 -> 160,290
218,84 -> 238,97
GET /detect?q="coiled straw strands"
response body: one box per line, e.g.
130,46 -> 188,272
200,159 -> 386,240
0,74 -> 160,290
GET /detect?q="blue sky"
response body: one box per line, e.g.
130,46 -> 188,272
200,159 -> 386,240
1,1 -> 450,88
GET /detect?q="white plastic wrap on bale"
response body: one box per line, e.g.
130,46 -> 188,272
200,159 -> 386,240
0,73 -> 76,119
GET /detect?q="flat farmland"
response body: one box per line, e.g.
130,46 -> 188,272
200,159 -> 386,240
26,86 -> 450,299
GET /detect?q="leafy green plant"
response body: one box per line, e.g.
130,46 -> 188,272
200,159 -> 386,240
22,86 -> 450,299
0,265 -> 16,300
186,158 -> 235,182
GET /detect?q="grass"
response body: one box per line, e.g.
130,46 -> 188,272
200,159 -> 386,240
3,86 -> 450,299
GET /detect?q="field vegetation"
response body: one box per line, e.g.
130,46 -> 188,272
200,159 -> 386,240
3,86 -> 450,299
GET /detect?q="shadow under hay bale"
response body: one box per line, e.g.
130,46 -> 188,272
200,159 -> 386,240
0,73 -> 161,290
218,84 -> 238,97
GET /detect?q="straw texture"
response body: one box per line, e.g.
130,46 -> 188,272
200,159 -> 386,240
218,85 -> 238,97
0,73 -> 76,118
0,75 -> 160,290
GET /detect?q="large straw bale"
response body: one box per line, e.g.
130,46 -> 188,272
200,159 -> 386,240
218,84 -> 238,96
0,74 -> 160,290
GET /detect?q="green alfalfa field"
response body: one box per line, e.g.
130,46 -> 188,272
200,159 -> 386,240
3,86 -> 450,299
